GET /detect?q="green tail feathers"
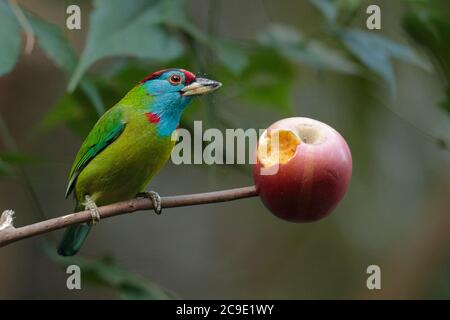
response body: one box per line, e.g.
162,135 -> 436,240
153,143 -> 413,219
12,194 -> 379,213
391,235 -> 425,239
57,223 -> 92,256
57,204 -> 92,256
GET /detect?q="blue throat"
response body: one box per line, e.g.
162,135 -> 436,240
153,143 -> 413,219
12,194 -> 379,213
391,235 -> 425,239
147,92 -> 192,137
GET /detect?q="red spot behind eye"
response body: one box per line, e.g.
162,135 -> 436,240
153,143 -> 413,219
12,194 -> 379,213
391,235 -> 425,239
180,69 -> 196,85
145,112 -> 160,124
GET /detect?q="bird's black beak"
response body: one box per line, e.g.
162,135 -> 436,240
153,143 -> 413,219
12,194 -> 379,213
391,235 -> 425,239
181,78 -> 222,96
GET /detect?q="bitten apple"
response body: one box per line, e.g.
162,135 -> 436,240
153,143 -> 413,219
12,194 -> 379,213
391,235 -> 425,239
253,117 -> 352,222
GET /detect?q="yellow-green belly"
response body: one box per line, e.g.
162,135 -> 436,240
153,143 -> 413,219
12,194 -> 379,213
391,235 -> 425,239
74,115 -> 174,206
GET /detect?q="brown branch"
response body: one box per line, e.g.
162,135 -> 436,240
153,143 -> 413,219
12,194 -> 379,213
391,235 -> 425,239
0,186 -> 258,248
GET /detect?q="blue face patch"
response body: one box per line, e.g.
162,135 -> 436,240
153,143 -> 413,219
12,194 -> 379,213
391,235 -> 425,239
143,70 -> 193,136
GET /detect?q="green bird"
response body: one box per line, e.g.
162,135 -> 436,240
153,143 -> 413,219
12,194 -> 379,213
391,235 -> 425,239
58,68 -> 221,256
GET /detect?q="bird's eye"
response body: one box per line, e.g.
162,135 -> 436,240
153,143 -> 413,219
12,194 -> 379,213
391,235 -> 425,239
168,74 -> 182,85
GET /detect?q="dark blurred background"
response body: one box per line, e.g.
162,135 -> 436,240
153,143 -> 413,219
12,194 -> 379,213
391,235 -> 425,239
0,0 -> 449,299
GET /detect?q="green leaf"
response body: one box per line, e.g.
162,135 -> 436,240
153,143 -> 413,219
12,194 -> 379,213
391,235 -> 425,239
310,0 -> 337,25
79,79 -> 105,116
403,7 -> 450,114
0,151 -> 44,164
25,12 -> 106,116
27,13 -> 77,74
216,50 -> 295,114
36,63 -> 154,138
36,87 -> 99,138
156,1 -> 249,75
311,0 -> 363,27
24,13 -> 106,115
336,0 -> 362,11
68,0 -> 184,92
339,29 -> 430,94
0,158 -> 12,177
441,87 -> 450,114
0,1 -> 22,76
286,40 -> 360,74
44,245 -> 173,300
336,0 -> 364,26
214,41 -> 248,75
243,52 -> 294,112
0,152 -> 44,177
259,24 -> 302,48
259,24 -> 359,74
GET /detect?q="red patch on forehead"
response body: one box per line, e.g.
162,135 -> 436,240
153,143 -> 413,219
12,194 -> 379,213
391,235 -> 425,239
140,69 -> 168,83
180,69 -> 196,84
145,112 -> 160,124
140,68 -> 196,84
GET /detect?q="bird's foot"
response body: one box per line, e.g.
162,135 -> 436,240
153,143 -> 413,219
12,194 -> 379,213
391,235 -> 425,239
136,191 -> 162,215
84,195 -> 100,224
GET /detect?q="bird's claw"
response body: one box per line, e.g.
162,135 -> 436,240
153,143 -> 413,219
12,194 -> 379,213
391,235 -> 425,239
84,195 -> 100,225
136,191 -> 162,215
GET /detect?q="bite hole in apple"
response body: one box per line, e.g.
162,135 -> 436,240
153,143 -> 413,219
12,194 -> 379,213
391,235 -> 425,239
257,129 -> 301,168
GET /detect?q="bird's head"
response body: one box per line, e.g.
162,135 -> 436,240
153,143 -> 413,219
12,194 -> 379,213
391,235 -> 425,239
137,68 -> 221,136
141,68 -> 221,105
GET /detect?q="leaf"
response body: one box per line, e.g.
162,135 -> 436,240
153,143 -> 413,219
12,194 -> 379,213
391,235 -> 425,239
259,24 -> 359,74
36,88 -> 99,138
214,41 -> 248,75
68,0 -> 184,92
0,151 -> 44,164
0,158 -> 12,177
26,13 -> 77,74
335,0 -> 369,26
25,12 -> 106,116
259,24 -> 302,48
0,1 -> 22,76
44,245 -> 174,300
403,7 -> 450,115
339,29 -> 431,94
216,50 -> 296,114
24,13 -> 106,116
36,63 -> 152,139
376,35 -> 431,71
154,1 -> 249,75
441,87 -> 450,114
285,40 -> 360,74
79,79 -> 105,116
311,0 -> 363,27
336,0 -> 362,11
310,0 -> 337,25
0,152 -> 44,177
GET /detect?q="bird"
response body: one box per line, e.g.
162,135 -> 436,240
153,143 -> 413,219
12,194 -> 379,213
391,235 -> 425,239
57,68 -> 222,256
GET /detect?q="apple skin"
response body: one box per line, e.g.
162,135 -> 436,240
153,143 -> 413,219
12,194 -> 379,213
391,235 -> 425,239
253,117 -> 352,222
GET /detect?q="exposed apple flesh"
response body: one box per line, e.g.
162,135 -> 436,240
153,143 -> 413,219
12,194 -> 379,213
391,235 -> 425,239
253,117 -> 352,222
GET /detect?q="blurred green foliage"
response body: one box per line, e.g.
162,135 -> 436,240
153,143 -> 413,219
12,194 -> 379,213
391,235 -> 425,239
0,0 -> 449,299
0,0 -> 21,75
44,243 -> 174,299
0,152 -> 43,177
1,0 -> 438,140
403,0 -> 450,115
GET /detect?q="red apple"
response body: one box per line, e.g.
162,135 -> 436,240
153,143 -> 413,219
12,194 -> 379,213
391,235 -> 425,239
253,117 -> 352,222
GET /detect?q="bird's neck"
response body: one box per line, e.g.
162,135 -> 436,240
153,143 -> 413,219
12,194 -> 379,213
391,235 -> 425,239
149,95 -> 190,137
122,85 -> 191,137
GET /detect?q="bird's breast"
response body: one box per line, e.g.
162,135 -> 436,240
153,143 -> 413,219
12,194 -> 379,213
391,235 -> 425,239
74,114 -> 175,205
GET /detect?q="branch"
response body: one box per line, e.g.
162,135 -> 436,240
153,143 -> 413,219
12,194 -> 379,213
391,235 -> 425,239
0,186 -> 258,248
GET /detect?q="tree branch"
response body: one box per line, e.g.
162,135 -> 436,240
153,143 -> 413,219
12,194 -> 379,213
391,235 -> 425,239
0,186 -> 258,248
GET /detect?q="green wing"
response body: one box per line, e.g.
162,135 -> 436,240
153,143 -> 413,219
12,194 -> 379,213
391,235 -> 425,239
65,106 -> 126,197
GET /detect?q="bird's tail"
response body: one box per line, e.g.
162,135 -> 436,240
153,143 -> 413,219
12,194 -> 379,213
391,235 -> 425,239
57,204 -> 92,256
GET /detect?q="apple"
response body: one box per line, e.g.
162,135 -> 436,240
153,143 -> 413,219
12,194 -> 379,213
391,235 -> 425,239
253,117 -> 352,222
